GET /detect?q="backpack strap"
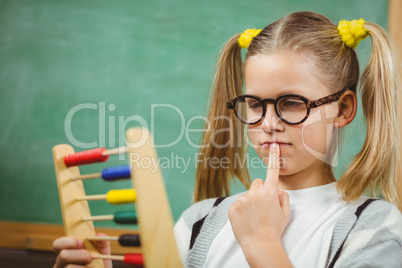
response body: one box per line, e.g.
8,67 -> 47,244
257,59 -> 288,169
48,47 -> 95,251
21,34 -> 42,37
189,197 -> 226,250
328,198 -> 377,268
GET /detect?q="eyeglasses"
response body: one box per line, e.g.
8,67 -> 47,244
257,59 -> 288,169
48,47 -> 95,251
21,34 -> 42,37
226,88 -> 349,125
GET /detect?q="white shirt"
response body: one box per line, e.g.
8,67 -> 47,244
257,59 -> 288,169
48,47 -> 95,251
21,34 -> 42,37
175,182 -> 360,268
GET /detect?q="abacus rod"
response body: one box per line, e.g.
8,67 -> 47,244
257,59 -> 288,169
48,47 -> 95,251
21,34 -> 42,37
82,215 -> 114,222
71,172 -> 102,181
87,236 -> 119,241
102,146 -> 127,156
91,253 -> 144,265
92,254 -> 124,261
64,147 -> 128,167
76,194 -> 107,201
77,189 -> 136,204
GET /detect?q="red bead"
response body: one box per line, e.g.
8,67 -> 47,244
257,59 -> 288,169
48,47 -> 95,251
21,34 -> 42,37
123,253 -> 144,266
64,148 -> 109,167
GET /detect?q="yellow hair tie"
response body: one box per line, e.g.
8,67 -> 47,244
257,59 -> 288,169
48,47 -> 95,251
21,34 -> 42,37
337,18 -> 368,49
238,28 -> 262,49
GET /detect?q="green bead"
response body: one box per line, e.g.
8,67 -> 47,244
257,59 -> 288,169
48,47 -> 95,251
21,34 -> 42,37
114,210 -> 138,224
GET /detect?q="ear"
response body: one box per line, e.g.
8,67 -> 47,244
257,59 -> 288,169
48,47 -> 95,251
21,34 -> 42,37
336,91 -> 357,128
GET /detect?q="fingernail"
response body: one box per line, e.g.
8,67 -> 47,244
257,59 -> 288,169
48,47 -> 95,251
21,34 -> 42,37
76,239 -> 84,248
271,143 -> 278,149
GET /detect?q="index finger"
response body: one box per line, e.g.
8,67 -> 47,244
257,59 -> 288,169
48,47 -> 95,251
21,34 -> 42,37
92,233 -> 111,255
265,143 -> 280,189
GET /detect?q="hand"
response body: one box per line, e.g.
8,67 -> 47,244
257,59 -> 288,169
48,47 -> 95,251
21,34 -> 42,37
53,233 -> 112,268
229,143 -> 290,249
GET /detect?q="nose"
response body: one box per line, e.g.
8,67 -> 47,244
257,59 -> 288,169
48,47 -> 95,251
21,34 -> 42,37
261,104 -> 284,132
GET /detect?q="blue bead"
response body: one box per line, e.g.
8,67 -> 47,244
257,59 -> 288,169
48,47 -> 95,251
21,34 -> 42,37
102,165 -> 131,181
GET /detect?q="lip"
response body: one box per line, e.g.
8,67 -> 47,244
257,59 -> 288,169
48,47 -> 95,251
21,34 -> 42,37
262,141 -> 291,149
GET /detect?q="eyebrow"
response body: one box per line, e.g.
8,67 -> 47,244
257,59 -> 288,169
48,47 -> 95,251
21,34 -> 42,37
245,88 -> 307,98
246,91 -> 308,99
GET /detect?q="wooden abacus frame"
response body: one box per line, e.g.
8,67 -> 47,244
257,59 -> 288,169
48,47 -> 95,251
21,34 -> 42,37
52,127 -> 182,268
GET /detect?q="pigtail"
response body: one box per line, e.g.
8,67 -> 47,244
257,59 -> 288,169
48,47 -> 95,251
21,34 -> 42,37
193,34 -> 251,202
337,22 -> 400,206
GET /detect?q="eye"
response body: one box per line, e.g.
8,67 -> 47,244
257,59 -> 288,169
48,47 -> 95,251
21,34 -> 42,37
280,98 -> 305,109
247,100 -> 262,109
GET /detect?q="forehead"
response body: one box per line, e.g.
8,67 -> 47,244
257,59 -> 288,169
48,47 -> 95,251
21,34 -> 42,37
244,52 -> 331,98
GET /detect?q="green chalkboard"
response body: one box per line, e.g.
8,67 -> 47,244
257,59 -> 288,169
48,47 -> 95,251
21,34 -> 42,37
0,0 -> 388,228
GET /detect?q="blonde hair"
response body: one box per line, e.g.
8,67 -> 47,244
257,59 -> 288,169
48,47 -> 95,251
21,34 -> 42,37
194,11 -> 400,207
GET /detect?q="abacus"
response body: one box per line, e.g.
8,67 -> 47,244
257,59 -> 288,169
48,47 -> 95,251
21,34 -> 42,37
52,127 -> 182,267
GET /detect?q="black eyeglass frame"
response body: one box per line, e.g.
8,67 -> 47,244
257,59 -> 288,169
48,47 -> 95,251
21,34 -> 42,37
226,88 -> 350,125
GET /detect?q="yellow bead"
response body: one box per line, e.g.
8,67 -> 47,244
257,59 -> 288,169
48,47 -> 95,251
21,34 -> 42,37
106,189 -> 137,204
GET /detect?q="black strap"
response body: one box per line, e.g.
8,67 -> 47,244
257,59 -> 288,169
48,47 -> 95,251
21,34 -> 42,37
189,197 -> 226,250
213,196 -> 226,207
328,198 -> 377,268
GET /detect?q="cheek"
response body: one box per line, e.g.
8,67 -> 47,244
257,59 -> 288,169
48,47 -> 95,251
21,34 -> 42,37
302,124 -> 327,154
247,126 -> 260,147
247,126 -> 268,164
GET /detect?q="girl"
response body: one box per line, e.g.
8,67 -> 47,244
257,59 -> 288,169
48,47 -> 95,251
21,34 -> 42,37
53,11 -> 401,267
174,11 -> 402,268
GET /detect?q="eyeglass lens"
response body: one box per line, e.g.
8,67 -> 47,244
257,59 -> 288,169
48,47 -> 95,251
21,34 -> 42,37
235,96 -> 308,124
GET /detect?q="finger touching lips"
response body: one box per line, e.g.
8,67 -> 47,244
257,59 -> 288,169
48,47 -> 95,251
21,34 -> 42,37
265,143 -> 280,188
